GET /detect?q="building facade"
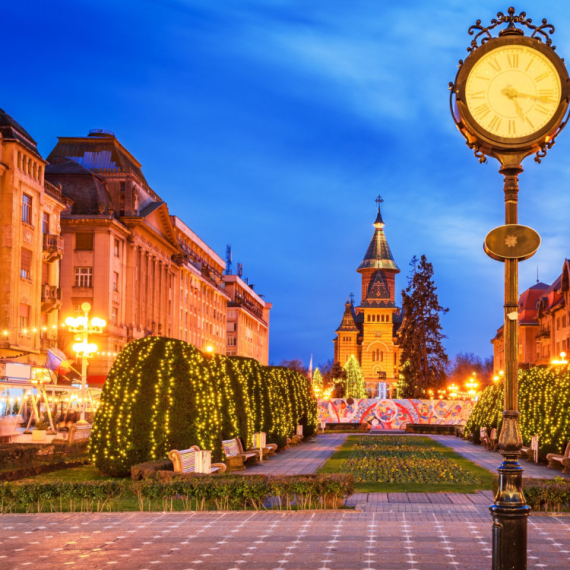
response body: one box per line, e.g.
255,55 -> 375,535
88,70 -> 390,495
333,200 -> 402,398
223,275 -> 271,365
491,259 -> 570,372
0,109 -> 68,367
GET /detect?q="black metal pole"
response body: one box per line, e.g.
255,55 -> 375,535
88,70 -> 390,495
490,162 -> 531,570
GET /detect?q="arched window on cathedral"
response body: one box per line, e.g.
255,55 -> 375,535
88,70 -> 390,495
367,315 -> 370,322
380,351 -> 384,362
381,314 -> 385,322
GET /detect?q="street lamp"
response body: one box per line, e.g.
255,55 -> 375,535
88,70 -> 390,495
465,375 -> 479,400
65,302 -> 106,425
551,351 -> 568,366
448,383 -> 459,399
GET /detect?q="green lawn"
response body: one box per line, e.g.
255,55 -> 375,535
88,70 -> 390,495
21,465 -> 120,483
318,435 -> 494,493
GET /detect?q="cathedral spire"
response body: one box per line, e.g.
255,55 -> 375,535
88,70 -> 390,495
358,197 -> 400,273
335,299 -> 359,333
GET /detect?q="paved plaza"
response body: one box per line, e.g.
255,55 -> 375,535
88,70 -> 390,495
1,510 -> 570,570
2,434 -> 569,569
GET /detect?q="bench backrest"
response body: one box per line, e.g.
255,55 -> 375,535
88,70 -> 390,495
564,441 -> 570,458
68,424 -> 92,444
223,438 -> 241,458
490,428 -> 497,440
178,449 -> 197,473
531,434 -> 539,451
480,427 -> 488,438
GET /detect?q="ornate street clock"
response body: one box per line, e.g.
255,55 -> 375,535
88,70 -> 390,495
451,8 -> 569,163
449,8 -> 570,570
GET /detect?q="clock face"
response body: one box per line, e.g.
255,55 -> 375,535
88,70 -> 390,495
465,44 -> 561,139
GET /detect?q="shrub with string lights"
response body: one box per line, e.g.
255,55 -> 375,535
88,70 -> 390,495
91,337 -> 317,476
464,365 -> 570,458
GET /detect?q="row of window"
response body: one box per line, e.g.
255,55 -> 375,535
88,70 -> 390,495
556,315 -> 567,330
367,313 -> 390,322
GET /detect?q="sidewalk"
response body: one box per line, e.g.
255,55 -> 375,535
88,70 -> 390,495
242,434 -> 348,475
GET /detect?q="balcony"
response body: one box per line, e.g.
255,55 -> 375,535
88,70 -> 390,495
41,284 -> 62,313
43,234 -> 64,262
536,329 -> 551,340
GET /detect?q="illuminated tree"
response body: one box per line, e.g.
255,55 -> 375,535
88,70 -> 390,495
465,366 -> 570,457
91,337 -> 317,476
312,368 -> 323,395
343,355 -> 367,399
399,255 -> 449,398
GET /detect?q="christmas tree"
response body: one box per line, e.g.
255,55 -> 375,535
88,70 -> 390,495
398,255 -> 448,398
312,368 -> 323,397
343,355 -> 367,398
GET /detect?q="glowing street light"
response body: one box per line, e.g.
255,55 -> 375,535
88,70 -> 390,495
465,374 -> 479,400
551,351 -> 568,366
65,302 -> 106,424
448,383 -> 459,399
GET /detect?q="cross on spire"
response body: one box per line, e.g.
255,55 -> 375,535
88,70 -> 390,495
349,292 -> 355,305
375,195 -> 384,212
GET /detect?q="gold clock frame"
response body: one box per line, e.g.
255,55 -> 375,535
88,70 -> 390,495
451,34 -> 570,164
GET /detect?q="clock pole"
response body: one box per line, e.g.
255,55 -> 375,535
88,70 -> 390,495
450,7 -> 570,570
489,158 -> 530,570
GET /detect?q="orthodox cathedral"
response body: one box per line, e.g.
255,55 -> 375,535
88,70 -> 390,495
333,198 -> 403,398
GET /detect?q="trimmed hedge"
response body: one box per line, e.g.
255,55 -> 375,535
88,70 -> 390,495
492,477 -> 570,512
405,424 -> 457,435
91,337 -> 318,476
465,367 -> 570,458
0,474 -> 354,513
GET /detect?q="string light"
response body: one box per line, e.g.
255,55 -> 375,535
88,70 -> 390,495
466,365 -> 570,454
91,336 -> 318,477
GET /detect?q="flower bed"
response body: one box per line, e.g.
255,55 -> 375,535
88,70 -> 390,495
334,436 -> 484,485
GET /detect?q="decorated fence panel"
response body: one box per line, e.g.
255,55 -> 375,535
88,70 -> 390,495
318,399 -> 473,428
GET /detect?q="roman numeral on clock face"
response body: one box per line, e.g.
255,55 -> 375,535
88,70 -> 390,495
507,53 -> 519,68
535,72 -> 549,82
539,89 -> 555,97
473,103 -> 491,119
488,58 -> 501,72
508,120 -> 516,135
535,104 -> 550,115
470,91 -> 485,99
488,116 -> 502,131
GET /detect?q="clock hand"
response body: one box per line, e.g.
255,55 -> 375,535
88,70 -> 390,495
501,86 -> 528,120
501,85 -> 554,104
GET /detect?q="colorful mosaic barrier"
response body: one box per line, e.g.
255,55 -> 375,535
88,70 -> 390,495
318,399 -> 473,428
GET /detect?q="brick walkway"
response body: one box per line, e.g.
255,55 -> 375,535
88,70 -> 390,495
1,510 -> 569,569
242,434 -> 348,475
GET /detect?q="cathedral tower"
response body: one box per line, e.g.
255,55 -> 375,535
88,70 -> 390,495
332,197 -> 402,398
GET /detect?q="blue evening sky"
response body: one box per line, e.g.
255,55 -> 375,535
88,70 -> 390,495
4,1 -> 570,367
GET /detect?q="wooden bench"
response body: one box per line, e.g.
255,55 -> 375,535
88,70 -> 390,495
222,437 -> 260,471
488,428 -> 499,451
168,446 -> 227,474
521,434 -> 539,463
52,424 -> 92,445
480,427 -> 491,449
546,441 -> 570,474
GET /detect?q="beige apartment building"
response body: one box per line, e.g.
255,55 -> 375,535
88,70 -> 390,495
39,128 -> 270,385
171,216 -> 230,355
223,275 -> 271,365
0,109 -> 68,366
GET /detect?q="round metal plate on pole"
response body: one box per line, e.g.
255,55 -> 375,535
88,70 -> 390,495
484,224 -> 540,262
